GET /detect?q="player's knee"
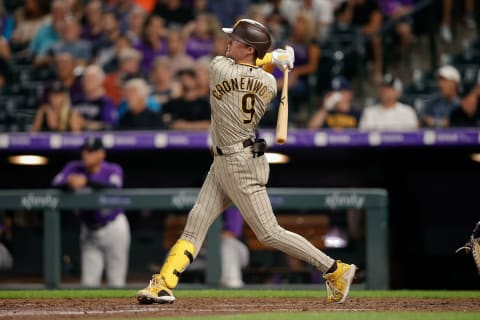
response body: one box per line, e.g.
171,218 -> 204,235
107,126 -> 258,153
257,224 -> 284,247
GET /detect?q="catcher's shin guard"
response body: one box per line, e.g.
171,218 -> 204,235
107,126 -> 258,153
160,239 -> 195,289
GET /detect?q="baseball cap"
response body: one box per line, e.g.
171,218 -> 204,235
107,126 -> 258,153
438,65 -> 461,83
331,76 -> 351,91
381,74 -> 403,93
82,137 -> 104,151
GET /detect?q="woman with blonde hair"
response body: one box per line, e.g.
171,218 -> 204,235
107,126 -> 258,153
31,81 -> 83,132
183,13 -> 220,59
274,12 -> 320,119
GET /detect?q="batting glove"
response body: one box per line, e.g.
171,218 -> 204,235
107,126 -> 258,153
272,46 -> 295,70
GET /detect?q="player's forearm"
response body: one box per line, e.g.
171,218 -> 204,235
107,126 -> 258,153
87,180 -> 117,189
307,109 -> 327,129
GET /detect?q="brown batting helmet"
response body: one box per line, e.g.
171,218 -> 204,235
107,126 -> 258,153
222,19 -> 272,59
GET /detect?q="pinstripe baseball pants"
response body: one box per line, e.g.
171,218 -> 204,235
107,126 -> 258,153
180,146 -> 335,272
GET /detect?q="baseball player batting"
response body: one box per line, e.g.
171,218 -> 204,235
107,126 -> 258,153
136,19 -> 356,304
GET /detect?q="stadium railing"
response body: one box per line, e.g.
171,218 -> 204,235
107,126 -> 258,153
0,188 -> 389,290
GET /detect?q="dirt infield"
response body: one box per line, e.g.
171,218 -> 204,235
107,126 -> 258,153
1,297 -> 479,319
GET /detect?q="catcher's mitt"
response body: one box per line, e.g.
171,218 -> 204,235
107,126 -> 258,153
456,235 -> 480,275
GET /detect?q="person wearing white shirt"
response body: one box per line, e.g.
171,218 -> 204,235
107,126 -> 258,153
359,74 -> 418,130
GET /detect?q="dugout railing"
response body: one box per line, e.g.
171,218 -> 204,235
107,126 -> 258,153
0,188 -> 389,289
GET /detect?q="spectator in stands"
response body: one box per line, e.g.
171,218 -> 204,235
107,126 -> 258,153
0,34 -> 10,60
221,207 -> 249,288
43,52 -> 84,105
31,81 -> 84,132
162,69 -> 210,130
194,57 -> 211,99
183,13 -> 219,59
119,78 -> 163,130
126,5 -> 146,45
104,47 -> 143,107
279,0 -> 334,42
350,0 -> 383,84
29,0 -> 69,66
245,3 -> 267,26
153,0 -> 194,28
207,0 -> 250,27
0,0 -> 14,42
422,65 -> 461,128
193,0 -> 209,15
359,74 -> 418,130
52,137 -> 130,288
278,13 -> 320,113
211,31 -> 228,57
93,12 -> 126,72
74,65 -> 118,131
134,14 -> 167,74
449,85 -> 480,127
108,0 -> 135,32
440,0 -> 476,43
308,77 -> 361,129
150,56 -> 182,106
257,0 -> 289,47
68,0 -> 85,20
81,0 -> 104,43
50,17 -> 92,67
165,29 -> 195,77
325,1 -> 364,80
11,0 -> 50,49
377,0 -> 414,57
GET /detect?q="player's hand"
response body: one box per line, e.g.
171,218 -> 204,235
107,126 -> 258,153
324,92 -> 342,111
67,174 -> 87,190
272,45 -> 294,70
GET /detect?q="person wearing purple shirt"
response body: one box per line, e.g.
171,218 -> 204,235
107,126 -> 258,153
134,15 -> 168,74
221,207 -> 249,288
184,14 -> 218,59
185,37 -> 214,59
80,0 -> 104,43
52,137 -> 130,287
74,65 -> 118,130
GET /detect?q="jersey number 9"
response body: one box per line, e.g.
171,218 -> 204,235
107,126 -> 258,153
242,93 -> 256,124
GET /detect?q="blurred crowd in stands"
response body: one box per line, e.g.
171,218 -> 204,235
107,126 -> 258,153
0,0 -> 479,132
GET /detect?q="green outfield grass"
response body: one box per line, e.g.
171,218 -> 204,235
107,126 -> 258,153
0,289 -> 479,299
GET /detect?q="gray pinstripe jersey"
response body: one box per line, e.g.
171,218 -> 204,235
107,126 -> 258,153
209,56 -> 277,147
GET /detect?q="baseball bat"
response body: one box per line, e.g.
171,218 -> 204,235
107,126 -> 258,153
275,68 -> 289,144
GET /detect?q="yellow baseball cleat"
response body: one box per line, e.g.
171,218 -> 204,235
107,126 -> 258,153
323,261 -> 357,304
136,274 -> 175,304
